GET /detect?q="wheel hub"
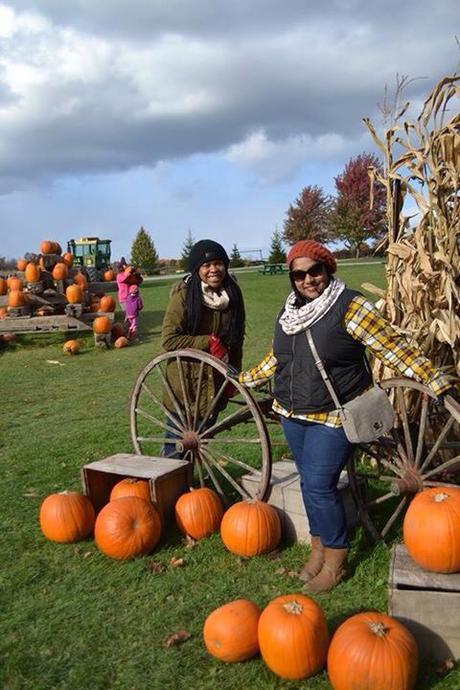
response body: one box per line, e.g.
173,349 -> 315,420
175,430 -> 200,453
390,466 -> 424,496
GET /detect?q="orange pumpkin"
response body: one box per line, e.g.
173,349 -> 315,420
7,275 -> 23,291
104,269 -> 115,281
52,262 -> 68,281
220,499 -> 281,557
39,491 -> 95,543
16,258 -> 27,271
66,284 -> 83,304
175,487 -> 224,540
7,289 -> 28,308
403,487 -> 460,573
62,252 -> 74,267
111,322 -> 126,340
0,307 -> 7,319
94,496 -> 161,560
24,262 -> 41,282
98,295 -> 116,312
0,277 -> 7,295
114,336 -> 129,348
258,594 -> 329,680
203,599 -> 261,662
327,611 -> 418,690
63,339 -> 80,355
110,478 -> 151,502
40,240 -> 58,255
74,272 -> 88,289
93,316 -> 112,334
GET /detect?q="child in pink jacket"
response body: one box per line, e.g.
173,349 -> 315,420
125,284 -> 144,340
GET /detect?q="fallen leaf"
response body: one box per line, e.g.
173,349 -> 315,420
182,535 -> 197,549
163,630 -> 191,648
170,556 -> 185,568
147,561 -> 166,574
45,360 -> 65,366
435,658 -> 455,675
82,551 -> 92,559
287,570 -> 298,578
23,491 -> 39,498
275,566 -> 287,575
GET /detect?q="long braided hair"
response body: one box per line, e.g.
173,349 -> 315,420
183,272 -> 245,348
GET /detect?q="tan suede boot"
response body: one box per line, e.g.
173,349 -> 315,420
304,547 -> 348,593
298,536 -> 325,582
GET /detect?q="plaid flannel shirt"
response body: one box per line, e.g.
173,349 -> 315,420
239,295 -> 452,427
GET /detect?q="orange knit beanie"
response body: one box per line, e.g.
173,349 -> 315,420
286,240 -> 336,273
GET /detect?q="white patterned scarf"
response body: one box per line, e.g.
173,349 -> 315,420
201,281 -> 230,310
278,277 -> 346,334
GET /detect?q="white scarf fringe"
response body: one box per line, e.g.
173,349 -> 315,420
279,277 -> 346,334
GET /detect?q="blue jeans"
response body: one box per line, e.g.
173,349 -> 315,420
281,417 -> 353,548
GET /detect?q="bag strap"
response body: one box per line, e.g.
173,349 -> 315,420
305,330 -> 344,411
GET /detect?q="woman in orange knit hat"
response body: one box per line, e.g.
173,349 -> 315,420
238,239 -> 453,593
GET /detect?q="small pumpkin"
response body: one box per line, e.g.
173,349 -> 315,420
74,272 -> 88,289
7,275 -> 23,291
403,487 -> 460,573
0,306 -> 7,319
327,611 -> 418,690
40,240 -> 58,255
94,496 -> 161,560
63,339 -> 80,355
175,487 -> 224,540
92,316 -> 112,334
7,289 -> 28,308
258,594 -> 329,680
220,499 -> 281,557
104,269 -> 115,281
203,599 -> 261,662
16,258 -> 27,271
62,252 -> 74,267
24,262 -> 41,282
114,336 -> 129,348
110,478 -> 151,502
66,284 -> 83,304
111,322 -> 126,340
0,277 -> 7,295
52,262 -> 68,281
98,295 -> 116,312
39,491 -> 95,543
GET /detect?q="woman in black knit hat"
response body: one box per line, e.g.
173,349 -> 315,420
161,239 -> 246,456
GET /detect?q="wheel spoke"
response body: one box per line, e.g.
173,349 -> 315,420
367,491 -> 397,507
424,480 -> 460,488
135,407 -> 171,432
381,496 -> 408,538
176,357 -> 193,428
197,378 -> 228,433
397,388 -> 414,464
193,361 -> 205,429
156,364 -> 187,429
422,454 -> 460,480
190,449 -> 205,487
140,382 -> 186,432
136,436 -> 173,444
201,405 -> 254,438
198,451 -> 227,499
205,437 -> 262,445
202,447 -> 262,476
419,416 -> 455,473
414,394 -> 429,468
389,428 -> 410,468
200,447 -> 251,499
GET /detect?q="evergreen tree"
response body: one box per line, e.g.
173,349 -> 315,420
229,243 -> 245,268
130,226 -> 159,273
268,229 -> 286,264
180,229 -> 195,270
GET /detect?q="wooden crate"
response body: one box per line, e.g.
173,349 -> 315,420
388,544 -> 460,661
81,453 -> 191,522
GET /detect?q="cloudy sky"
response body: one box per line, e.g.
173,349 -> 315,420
0,1 -> 458,262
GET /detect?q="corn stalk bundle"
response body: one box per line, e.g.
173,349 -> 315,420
363,75 -> 460,386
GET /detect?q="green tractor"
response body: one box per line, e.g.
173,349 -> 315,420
67,237 -> 112,282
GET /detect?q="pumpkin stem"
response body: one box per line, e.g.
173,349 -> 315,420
368,622 -> 387,638
434,492 -> 449,503
283,600 -> 303,615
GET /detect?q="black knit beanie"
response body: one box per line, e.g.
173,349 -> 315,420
188,240 -> 229,274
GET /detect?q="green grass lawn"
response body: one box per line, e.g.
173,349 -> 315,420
1,265 -> 458,689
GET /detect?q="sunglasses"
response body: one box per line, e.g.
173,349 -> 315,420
290,263 -> 324,281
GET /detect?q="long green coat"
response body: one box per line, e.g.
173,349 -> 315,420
161,281 -> 244,419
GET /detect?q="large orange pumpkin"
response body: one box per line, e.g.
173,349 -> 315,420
203,599 -> 261,662
175,487 -> 224,540
24,262 -> 41,282
39,491 -> 95,543
74,272 -> 88,289
104,269 -> 115,281
16,258 -> 27,271
327,611 -> 418,690
92,316 -> 112,334
220,499 -> 281,557
258,594 -> 328,680
66,284 -> 83,304
40,240 -> 58,255
98,295 -> 116,312
403,487 -> 460,573
7,275 -> 23,291
94,496 -> 161,560
7,289 -> 28,308
52,262 -> 68,280
110,477 -> 151,502
62,252 -> 74,267
0,277 -> 7,295
63,339 -> 80,355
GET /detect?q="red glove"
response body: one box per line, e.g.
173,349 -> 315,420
209,334 -> 228,361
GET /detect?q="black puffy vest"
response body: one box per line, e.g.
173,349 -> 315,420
273,289 -> 372,414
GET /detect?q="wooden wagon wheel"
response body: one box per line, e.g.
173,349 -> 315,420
347,378 -> 460,541
130,349 -> 272,502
